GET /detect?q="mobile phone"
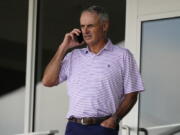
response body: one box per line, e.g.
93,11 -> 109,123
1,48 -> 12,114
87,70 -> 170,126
75,32 -> 84,43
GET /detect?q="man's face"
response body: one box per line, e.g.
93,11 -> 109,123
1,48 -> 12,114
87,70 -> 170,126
80,11 -> 108,46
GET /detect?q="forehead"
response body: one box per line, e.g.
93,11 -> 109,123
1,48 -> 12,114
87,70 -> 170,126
80,11 -> 100,25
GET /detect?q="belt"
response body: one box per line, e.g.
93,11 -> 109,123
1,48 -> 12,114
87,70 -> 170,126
68,116 -> 111,125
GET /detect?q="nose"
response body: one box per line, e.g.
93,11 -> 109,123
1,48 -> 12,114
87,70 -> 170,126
82,26 -> 89,34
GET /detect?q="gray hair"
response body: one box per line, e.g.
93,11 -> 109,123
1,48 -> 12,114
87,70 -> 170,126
81,5 -> 109,22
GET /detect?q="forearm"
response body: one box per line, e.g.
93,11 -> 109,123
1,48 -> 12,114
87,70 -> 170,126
42,44 -> 68,87
112,92 -> 138,123
42,29 -> 84,87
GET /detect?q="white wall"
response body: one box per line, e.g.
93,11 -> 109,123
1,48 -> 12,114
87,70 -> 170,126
123,0 -> 180,134
138,0 -> 180,16
0,87 -> 25,135
35,83 -> 68,135
125,0 -> 180,58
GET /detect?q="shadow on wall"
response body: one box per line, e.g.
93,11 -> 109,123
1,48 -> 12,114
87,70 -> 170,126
0,67 -> 25,97
0,38 -> 26,97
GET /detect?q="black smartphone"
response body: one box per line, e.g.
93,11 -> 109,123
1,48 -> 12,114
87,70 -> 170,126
75,32 -> 84,43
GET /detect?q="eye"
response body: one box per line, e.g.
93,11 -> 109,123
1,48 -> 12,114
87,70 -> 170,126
87,24 -> 95,29
80,25 -> 85,29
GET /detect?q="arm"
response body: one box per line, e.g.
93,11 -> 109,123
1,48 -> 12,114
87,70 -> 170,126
101,49 -> 144,128
42,29 -> 84,87
41,45 -> 67,87
101,91 -> 138,128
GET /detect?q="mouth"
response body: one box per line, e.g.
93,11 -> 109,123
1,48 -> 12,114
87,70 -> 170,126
83,35 -> 92,40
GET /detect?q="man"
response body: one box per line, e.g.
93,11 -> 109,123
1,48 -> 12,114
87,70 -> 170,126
42,5 -> 144,135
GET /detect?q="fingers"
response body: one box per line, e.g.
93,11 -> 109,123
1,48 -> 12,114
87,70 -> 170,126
100,122 -> 116,129
72,28 -> 81,36
62,28 -> 84,49
100,118 -> 117,129
100,122 -> 105,127
68,28 -> 81,41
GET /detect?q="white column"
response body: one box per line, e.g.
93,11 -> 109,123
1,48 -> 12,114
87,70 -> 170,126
24,0 -> 38,133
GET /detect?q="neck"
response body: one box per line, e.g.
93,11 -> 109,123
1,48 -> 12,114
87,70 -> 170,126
88,38 -> 108,54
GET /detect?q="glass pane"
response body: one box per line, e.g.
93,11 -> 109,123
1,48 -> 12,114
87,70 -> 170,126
0,0 -> 28,135
139,18 -> 180,134
34,0 -> 125,134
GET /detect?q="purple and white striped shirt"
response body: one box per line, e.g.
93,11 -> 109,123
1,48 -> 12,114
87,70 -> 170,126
59,40 -> 144,118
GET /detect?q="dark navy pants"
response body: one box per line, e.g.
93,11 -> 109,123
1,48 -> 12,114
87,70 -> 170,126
65,121 -> 119,135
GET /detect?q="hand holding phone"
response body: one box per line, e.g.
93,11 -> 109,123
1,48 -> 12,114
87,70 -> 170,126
75,31 -> 84,43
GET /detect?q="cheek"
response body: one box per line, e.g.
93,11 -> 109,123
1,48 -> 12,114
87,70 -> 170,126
94,31 -> 103,38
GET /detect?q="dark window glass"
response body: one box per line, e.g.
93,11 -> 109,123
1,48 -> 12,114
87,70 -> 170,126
0,0 -> 28,134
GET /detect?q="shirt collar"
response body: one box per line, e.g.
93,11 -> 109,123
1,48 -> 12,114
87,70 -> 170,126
103,39 -> 113,51
84,39 -> 113,54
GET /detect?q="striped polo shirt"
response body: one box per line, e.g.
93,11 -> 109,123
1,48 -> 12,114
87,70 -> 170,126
59,39 -> 144,118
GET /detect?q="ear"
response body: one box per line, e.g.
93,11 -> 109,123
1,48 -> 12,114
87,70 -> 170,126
103,21 -> 109,32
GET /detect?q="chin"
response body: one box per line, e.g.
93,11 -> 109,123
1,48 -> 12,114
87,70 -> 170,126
85,40 -> 97,46
85,40 -> 92,45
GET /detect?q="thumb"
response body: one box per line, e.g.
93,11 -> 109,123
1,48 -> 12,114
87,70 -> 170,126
100,121 -> 106,126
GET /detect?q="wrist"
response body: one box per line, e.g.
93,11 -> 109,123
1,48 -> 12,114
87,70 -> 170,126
111,114 -> 121,124
59,44 -> 69,53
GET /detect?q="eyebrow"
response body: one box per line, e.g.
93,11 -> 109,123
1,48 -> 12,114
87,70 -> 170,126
80,24 -> 97,28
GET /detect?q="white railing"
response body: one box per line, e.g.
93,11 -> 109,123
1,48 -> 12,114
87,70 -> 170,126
15,130 -> 59,135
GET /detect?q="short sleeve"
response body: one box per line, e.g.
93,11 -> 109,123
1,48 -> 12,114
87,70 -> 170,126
58,52 -> 72,83
123,49 -> 144,94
